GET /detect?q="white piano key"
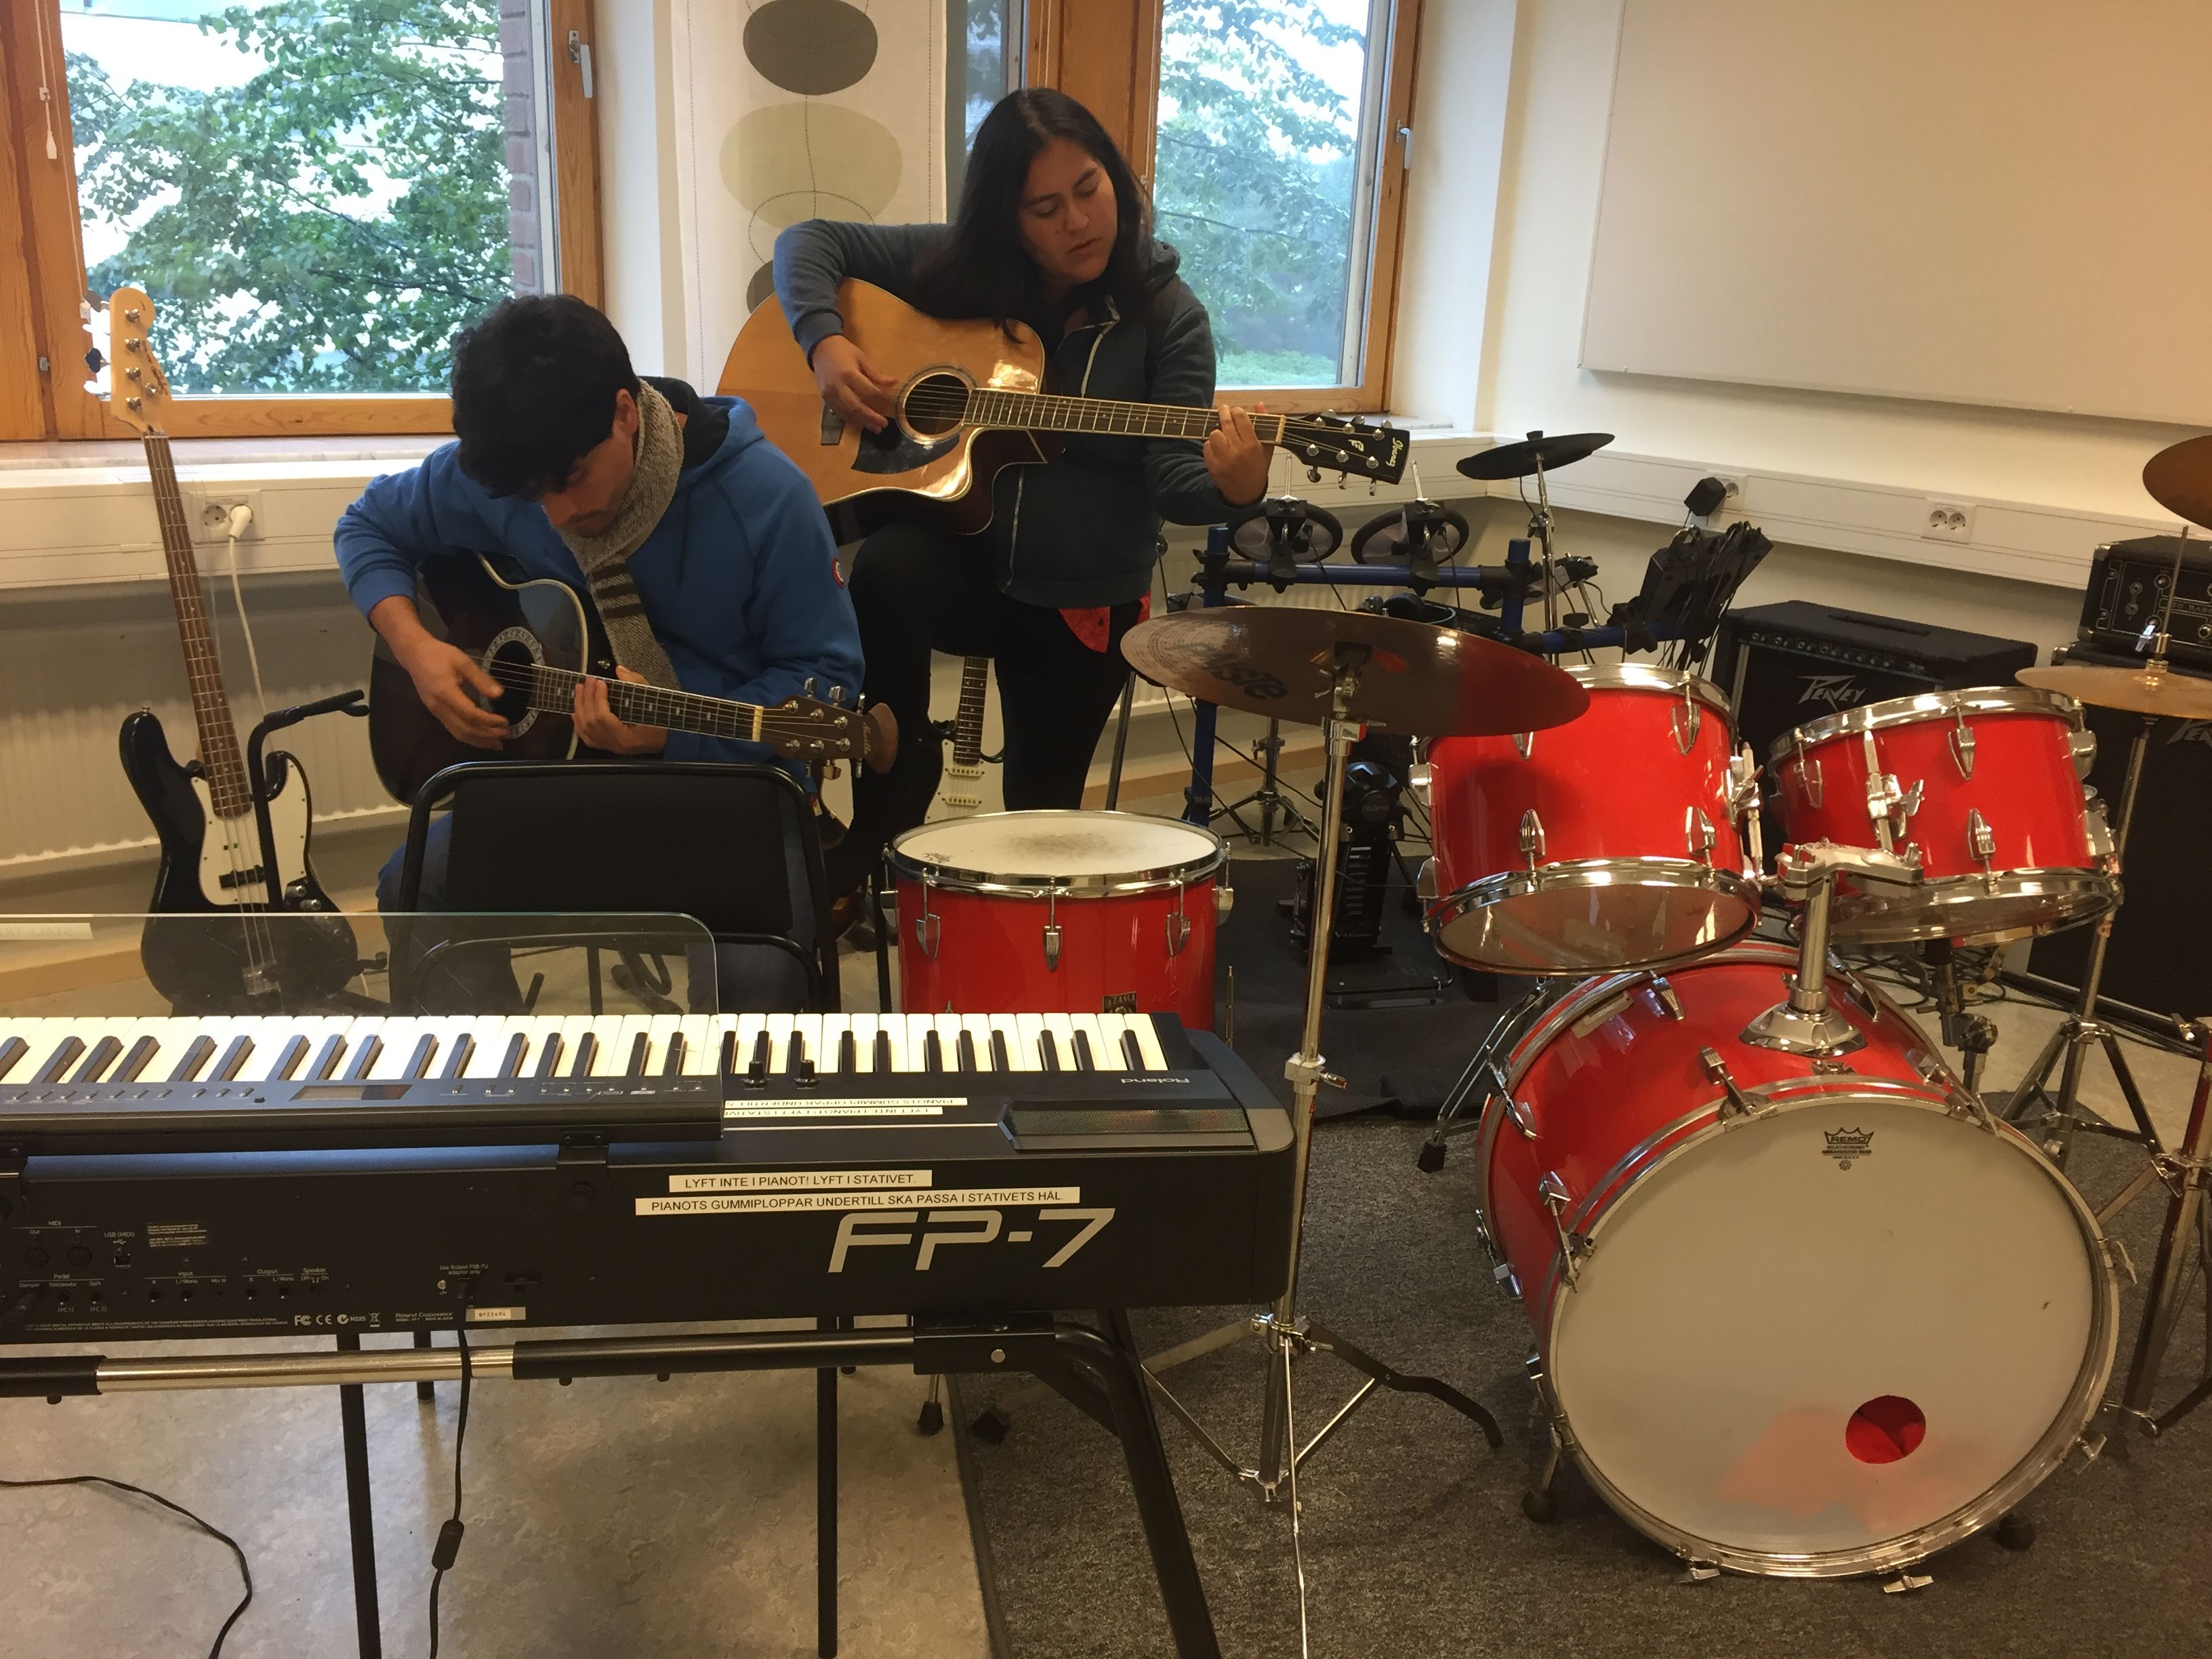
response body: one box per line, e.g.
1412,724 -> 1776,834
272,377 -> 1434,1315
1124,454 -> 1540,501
1128,1014 -> 1169,1073
960,1013 -> 997,1072
762,1012 -> 799,1071
676,1014 -> 722,1077
58,1019 -> 139,1083
642,1013 -> 684,1076
902,1015 -> 939,1072
192,1017 -> 260,1082
787,1014 -> 823,1071
817,1014 -> 852,1073
413,1016 -> 480,1080
550,1013 -> 597,1078
1042,1013 -> 1077,1071
928,1013 -> 964,1073
845,1013 -> 877,1073
991,1013 -> 1038,1072
735,1013 -> 771,1072
1065,1012 -> 1111,1072
365,1018 -> 438,1081
588,1013 -> 651,1079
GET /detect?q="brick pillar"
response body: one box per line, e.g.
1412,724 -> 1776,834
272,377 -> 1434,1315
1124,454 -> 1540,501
501,0 -> 544,293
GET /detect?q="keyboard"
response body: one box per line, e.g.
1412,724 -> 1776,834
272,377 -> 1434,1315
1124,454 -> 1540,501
0,1010 -> 1187,1154
0,1015 -> 1295,1336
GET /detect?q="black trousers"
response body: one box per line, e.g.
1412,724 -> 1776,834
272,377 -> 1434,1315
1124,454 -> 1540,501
839,520 -> 1140,886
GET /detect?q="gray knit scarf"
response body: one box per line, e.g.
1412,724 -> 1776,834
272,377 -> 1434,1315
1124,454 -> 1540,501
557,380 -> 684,689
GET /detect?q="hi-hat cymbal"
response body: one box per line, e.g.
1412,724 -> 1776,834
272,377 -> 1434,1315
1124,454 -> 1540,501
2019,661 -> 2212,721
1122,609 -> 1589,735
1454,431 -> 1614,483
2143,434 -> 2212,531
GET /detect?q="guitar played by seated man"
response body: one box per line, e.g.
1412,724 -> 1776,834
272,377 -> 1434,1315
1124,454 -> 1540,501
335,293 -> 865,916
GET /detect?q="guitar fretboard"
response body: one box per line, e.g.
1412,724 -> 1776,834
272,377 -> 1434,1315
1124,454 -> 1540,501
961,388 -> 1291,443
144,432 -> 253,820
502,660 -> 773,742
951,657 -> 989,768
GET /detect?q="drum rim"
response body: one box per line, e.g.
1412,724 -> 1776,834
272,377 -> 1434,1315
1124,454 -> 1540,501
1424,859 -> 1762,977
1768,684 -> 2082,768
1563,660 -> 1736,718
1536,1090 -> 2118,1578
885,808 -> 1227,896
1826,867 -> 2116,946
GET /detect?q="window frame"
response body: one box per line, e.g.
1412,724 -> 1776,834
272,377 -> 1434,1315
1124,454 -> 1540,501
0,0 -> 605,443
1026,0 -> 1423,415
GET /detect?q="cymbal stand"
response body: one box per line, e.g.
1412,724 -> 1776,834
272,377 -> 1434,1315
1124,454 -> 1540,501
1141,643 -> 1502,1507
2113,1020 -> 2212,1440
2004,533 -> 2190,1181
1526,440 -> 1560,634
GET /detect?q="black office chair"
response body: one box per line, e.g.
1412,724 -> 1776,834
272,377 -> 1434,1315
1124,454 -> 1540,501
393,760 -> 839,1014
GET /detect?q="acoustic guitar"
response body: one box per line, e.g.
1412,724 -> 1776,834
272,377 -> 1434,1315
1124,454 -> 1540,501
367,552 -> 896,804
717,280 -> 1410,537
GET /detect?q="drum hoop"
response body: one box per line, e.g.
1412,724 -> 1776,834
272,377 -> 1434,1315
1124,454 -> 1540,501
1769,685 -> 2082,768
885,809 -> 1227,897
1565,661 -> 1736,718
1427,861 -> 1762,978
1534,1089 -> 2119,1578
1826,867 -> 2116,946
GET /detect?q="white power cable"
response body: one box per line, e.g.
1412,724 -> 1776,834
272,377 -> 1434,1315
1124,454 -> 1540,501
220,504 -> 270,721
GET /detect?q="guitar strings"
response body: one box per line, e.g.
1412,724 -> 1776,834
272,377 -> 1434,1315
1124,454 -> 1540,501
477,660 -> 849,743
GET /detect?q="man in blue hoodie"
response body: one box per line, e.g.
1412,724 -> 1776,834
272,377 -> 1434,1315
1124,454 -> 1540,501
336,295 -> 865,911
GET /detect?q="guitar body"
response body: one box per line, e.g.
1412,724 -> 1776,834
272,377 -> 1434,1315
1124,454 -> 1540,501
369,554 -> 606,804
717,281 -> 1052,537
119,710 -> 356,1012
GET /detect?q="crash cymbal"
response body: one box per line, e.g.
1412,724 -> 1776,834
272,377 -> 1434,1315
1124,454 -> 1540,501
2143,435 -> 2212,532
1454,430 -> 1614,483
1122,608 -> 1589,735
2019,661 -> 2212,721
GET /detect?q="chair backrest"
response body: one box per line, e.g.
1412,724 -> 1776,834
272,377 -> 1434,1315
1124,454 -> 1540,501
398,760 -> 837,1010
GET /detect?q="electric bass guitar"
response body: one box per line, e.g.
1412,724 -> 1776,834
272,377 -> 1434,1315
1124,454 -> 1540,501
716,280 -> 1411,537
105,287 -> 356,1010
930,657 -> 996,819
367,552 -> 897,804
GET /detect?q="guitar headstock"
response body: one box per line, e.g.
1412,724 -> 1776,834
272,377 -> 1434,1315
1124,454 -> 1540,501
104,286 -> 176,437
1277,413 -> 1410,486
760,695 -> 900,773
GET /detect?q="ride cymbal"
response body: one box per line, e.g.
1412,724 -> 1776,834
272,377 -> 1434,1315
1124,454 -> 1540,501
2143,434 -> 2212,532
1122,608 -> 1589,735
1454,431 -> 1614,483
2018,661 -> 2212,721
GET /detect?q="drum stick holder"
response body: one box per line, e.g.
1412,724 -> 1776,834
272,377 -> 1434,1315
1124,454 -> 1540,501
1742,841 -> 1923,1057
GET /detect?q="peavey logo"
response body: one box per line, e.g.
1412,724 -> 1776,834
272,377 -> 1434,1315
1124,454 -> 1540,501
1799,673 -> 1867,711
2168,720 -> 2212,750
1822,1128 -> 1875,1170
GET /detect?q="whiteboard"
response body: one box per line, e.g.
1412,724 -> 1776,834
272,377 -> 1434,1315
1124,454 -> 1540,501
1580,0 -> 2212,426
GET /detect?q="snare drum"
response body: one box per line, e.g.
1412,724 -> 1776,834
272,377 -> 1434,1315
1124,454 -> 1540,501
888,811 -> 1229,1029
1424,664 -> 1759,975
1474,943 -> 2116,1577
1771,687 -> 2115,943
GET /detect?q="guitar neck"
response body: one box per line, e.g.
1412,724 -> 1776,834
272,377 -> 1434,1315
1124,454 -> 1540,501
962,387 -> 1286,445
951,657 -> 989,767
142,433 -> 253,819
520,663 -> 771,743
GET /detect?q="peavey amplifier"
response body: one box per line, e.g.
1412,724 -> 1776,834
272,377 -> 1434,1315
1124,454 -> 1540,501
2028,647 -> 2212,1020
2074,536 -> 2212,674
1713,601 -> 2040,775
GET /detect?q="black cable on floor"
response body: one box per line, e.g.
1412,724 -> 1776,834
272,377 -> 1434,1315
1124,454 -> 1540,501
0,1471 -> 252,1657
427,1319 -> 475,1658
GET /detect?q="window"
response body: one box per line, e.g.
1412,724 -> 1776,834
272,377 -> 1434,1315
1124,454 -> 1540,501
1025,0 -> 1419,413
1,0 -> 602,438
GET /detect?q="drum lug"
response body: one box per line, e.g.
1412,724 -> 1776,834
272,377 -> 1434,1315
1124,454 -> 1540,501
1678,1561 -> 1723,1586
2069,724 -> 2097,778
1646,975 -> 1685,1020
1501,1091 -> 1537,1141
1493,1261 -> 1521,1300
1950,710 -> 1977,778
1166,882 -> 1191,957
1513,730 -> 1534,760
1881,1571 -> 1934,1596
1702,1045 -> 1768,1121
916,880 -> 941,959
1519,808 -> 1546,867
1861,731 -> 1918,853
1538,1170 -> 1584,1286
1684,805 -> 1717,863
1214,883 -> 1236,920
1044,925 -> 1063,971
1967,807 -> 1998,883
1671,691 -> 1701,755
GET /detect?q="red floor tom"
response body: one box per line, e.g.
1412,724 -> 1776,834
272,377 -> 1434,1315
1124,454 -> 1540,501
890,811 -> 1227,1029
1473,943 -> 2116,1576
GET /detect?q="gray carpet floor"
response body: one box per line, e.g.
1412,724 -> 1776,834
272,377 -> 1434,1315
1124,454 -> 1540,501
954,860 -> 2212,1658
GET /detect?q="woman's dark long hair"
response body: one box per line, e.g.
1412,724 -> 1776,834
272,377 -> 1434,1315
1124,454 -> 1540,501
909,88 -> 1178,327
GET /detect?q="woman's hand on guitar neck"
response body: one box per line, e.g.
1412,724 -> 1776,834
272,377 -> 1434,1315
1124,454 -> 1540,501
574,665 -> 669,756
811,333 -> 900,434
1206,403 -> 1273,508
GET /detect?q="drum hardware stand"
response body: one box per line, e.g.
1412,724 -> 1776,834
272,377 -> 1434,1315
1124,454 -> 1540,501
1742,842 -> 1922,1055
1923,939 -> 1999,1093
2108,1019 -> 2212,1441
1216,717 -> 1321,847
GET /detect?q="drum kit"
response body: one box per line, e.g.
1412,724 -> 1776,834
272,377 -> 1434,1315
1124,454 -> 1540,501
877,431 -> 2212,1592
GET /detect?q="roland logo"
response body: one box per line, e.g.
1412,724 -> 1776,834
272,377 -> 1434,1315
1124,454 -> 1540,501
1822,1127 -> 1875,1170
1799,672 -> 1866,711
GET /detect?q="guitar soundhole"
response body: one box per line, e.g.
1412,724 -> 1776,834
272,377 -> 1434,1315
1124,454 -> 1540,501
483,628 -> 542,737
901,371 -> 970,438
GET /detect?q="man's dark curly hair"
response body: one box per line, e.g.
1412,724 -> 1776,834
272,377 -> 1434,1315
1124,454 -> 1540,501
450,294 -> 642,499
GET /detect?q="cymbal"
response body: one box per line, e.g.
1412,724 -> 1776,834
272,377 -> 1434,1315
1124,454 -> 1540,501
2143,434 -> 2212,531
1122,608 -> 1589,735
2019,661 -> 2212,721
1455,431 -> 1614,483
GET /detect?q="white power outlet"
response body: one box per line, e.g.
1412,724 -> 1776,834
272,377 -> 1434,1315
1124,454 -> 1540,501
1921,499 -> 1975,541
186,487 -> 264,540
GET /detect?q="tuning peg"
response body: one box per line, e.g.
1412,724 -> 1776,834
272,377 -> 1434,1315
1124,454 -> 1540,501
802,677 -> 817,696
1306,467 -> 1322,484
827,685 -> 845,705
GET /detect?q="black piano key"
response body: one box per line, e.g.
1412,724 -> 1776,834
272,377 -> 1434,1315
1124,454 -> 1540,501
309,1034 -> 347,1081
661,1032 -> 687,1078
33,1036 -> 86,1084
836,1031 -> 857,1073
783,1031 -> 806,1075
874,1030 -> 893,1071
268,1036 -> 310,1082
0,1036 -> 26,1082
70,1036 -> 124,1084
500,1032 -> 529,1078
345,1037 -> 383,1082
171,1036 -> 218,1083
924,1030 -> 944,1072
1038,1029 -> 1063,1073
957,1030 -> 978,1072
719,1029 -> 737,1076
747,1030 -> 771,1087
215,1036 -> 255,1082
405,1034 -> 439,1080
626,1032 -> 652,1078
569,1032 -> 598,1080
113,1035 -> 161,1083
441,1035 -> 474,1081
1121,1029 -> 1144,1071
535,1034 -> 566,1079
1071,1029 -> 1097,1071
989,1029 -> 1011,1071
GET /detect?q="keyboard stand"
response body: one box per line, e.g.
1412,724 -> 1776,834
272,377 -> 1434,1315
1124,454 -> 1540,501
5,1317 -> 1220,1659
